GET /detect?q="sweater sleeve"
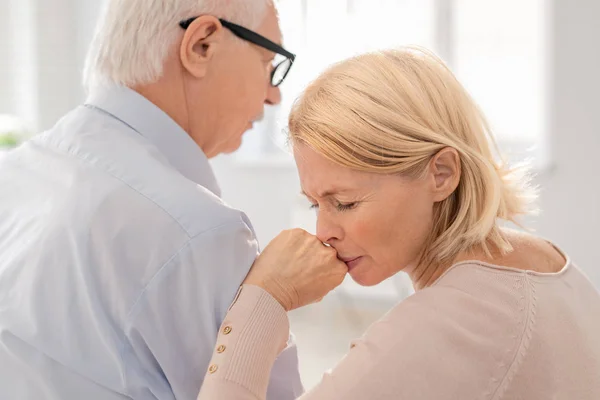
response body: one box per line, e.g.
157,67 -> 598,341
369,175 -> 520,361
197,285 -> 291,400
198,269 -> 530,400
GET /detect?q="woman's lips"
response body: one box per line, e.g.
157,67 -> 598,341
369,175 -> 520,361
342,256 -> 363,271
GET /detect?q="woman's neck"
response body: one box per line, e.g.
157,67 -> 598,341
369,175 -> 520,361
407,229 -> 566,290
407,258 -> 454,291
407,234 -> 504,290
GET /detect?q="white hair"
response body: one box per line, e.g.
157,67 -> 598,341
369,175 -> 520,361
83,0 -> 271,91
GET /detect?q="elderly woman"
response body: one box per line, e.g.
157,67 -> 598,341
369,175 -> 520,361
198,48 -> 600,399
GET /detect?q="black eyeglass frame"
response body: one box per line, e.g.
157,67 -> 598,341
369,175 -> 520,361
179,17 -> 296,87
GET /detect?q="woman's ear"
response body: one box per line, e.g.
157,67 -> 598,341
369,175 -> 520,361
429,147 -> 461,202
179,16 -> 224,79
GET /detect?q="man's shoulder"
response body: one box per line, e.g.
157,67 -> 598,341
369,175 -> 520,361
33,105 -> 252,238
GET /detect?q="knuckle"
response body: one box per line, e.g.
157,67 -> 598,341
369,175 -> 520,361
291,228 -> 309,240
279,229 -> 292,239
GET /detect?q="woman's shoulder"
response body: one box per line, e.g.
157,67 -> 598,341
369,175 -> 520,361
343,267 -> 534,398
342,258 -> 600,399
357,263 -> 532,350
379,262 -> 532,340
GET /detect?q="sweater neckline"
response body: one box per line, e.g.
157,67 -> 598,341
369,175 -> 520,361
431,242 -> 572,286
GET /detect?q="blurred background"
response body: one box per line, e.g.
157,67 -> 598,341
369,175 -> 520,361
1,0 -> 598,390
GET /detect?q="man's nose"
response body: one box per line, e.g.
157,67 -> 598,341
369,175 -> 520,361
265,85 -> 282,106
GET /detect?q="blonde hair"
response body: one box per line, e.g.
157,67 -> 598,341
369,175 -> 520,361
288,47 -> 537,266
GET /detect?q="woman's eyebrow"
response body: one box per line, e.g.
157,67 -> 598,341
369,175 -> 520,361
300,188 -> 352,198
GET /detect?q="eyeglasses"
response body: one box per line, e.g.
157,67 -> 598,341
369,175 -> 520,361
179,17 -> 296,87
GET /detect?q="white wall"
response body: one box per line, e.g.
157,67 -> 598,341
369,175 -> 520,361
211,156 -> 303,249
0,0 -> 104,131
1,0 -> 38,126
533,0 -> 600,285
33,0 -> 80,131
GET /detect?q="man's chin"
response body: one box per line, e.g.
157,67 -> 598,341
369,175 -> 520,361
222,138 -> 243,155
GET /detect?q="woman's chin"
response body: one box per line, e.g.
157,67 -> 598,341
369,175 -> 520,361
348,266 -> 384,287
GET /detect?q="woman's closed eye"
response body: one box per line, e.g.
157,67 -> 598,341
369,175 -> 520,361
309,202 -> 358,212
336,202 -> 358,212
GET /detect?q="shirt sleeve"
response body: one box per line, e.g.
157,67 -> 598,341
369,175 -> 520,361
121,220 -> 302,400
267,334 -> 305,399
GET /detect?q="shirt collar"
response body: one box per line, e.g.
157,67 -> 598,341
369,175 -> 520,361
85,84 -> 221,197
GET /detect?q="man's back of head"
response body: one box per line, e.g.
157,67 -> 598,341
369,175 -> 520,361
83,0 -> 285,158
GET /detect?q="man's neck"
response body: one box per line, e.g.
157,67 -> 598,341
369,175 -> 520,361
133,79 -> 189,134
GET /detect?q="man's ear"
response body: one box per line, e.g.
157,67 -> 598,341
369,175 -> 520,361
180,16 -> 224,78
429,147 -> 461,202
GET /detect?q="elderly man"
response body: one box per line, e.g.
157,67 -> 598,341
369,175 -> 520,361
0,1 -> 314,399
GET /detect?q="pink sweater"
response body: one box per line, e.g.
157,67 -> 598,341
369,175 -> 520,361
198,259 -> 600,399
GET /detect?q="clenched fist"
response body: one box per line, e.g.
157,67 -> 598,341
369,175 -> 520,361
243,229 -> 348,311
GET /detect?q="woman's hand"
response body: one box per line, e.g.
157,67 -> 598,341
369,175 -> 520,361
244,229 -> 348,311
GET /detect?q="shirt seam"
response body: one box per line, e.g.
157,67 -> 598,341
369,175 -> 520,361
27,137 -> 247,396
34,130 -> 192,238
119,220 -> 250,397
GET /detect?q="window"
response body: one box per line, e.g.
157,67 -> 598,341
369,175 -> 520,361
0,114 -> 29,150
453,0 -> 549,166
239,0 -> 549,167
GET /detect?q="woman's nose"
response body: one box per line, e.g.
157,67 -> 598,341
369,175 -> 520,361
316,213 -> 343,245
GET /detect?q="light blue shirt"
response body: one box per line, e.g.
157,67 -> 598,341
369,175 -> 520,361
0,85 -> 304,399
